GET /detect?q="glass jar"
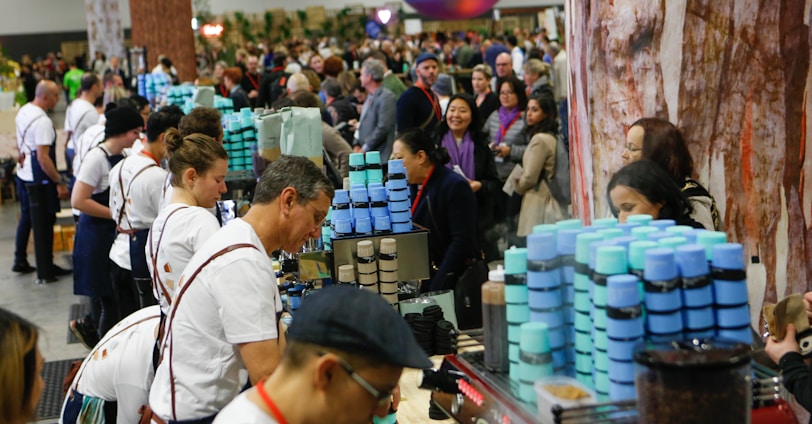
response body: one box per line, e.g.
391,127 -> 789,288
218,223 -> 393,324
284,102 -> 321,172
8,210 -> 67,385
633,338 -> 751,424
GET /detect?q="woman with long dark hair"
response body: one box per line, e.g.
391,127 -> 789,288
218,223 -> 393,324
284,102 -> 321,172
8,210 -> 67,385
607,159 -> 702,228
514,92 -> 565,236
436,93 -> 500,261
391,128 -> 478,293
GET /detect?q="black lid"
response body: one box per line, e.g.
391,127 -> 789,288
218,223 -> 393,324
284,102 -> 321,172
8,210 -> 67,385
633,338 -> 751,371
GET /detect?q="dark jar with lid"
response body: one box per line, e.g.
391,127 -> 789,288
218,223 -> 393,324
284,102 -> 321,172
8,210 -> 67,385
633,338 -> 751,424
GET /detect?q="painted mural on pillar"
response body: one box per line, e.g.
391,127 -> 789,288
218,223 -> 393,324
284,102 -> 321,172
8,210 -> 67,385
85,0 -> 125,61
568,0 -> 812,329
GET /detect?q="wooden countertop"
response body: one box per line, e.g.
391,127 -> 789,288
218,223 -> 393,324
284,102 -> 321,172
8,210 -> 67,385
396,342 -> 485,423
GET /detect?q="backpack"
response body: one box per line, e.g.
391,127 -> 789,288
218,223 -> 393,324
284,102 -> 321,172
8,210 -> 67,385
538,132 -> 571,205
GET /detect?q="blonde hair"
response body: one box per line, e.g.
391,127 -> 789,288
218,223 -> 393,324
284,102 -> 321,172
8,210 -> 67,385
0,308 -> 39,423
164,128 -> 229,188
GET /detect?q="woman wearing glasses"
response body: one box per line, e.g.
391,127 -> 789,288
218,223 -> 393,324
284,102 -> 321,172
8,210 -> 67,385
622,117 -> 720,230
485,75 -> 528,241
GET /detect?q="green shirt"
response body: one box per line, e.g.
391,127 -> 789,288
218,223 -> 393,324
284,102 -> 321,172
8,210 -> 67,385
63,68 -> 84,101
382,73 -> 407,99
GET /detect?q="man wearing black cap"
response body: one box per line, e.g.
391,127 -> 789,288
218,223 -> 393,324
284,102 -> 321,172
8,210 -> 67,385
214,285 -> 432,424
149,156 -> 334,424
397,52 -> 441,132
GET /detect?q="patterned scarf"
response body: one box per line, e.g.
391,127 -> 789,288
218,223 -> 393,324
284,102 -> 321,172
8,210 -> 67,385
495,106 -> 521,144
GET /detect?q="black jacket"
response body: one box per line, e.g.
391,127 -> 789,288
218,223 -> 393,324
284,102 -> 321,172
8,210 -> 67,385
411,165 -> 479,292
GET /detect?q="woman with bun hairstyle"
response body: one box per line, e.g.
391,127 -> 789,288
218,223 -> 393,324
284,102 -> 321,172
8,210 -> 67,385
147,130 -> 228,315
391,128 -> 479,293
0,307 -> 44,424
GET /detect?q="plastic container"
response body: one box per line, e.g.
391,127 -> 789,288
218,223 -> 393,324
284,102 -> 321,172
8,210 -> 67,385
631,226 -> 658,241
592,218 -> 618,228
535,376 -> 598,424
649,219 -> 676,231
626,214 -> 653,226
634,338 -> 752,424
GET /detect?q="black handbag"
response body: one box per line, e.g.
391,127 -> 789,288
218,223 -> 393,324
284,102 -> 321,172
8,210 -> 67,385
453,256 -> 489,330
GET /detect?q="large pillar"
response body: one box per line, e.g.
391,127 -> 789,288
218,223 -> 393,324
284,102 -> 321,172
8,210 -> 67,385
129,0 -> 196,83
85,0 -> 125,61
568,0 -> 811,331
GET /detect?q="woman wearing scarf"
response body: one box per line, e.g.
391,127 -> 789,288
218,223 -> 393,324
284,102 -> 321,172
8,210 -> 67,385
514,92 -> 565,237
484,75 -> 528,240
436,94 -> 500,261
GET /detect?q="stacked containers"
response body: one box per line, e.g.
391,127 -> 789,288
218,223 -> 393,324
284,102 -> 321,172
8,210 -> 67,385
697,231 -> 728,261
592,218 -> 618,228
322,208 -> 332,249
505,247 -> 529,386
557,228 -> 581,376
649,219 -> 676,231
226,119 -> 243,171
378,238 -> 399,308
351,187 -> 372,236
387,159 -> 412,233
368,185 -> 391,234
573,233 -> 603,388
331,190 -> 353,238
365,151 -> 384,184
711,244 -> 752,344
519,322 -> 554,404
606,274 -> 644,401
631,226 -> 658,241
337,264 -> 357,287
628,241 -> 658,308
238,109 -> 256,170
356,240 -> 378,292
643,248 -> 683,342
626,214 -> 653,226
676,245 -> 716,339
592,246 -> 628,399
349,153 -> 367,186
527,232 -> 566,374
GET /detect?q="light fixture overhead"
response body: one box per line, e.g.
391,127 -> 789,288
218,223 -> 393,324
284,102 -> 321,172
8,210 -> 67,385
377,9 -> 392,25
191,17 -> 199,30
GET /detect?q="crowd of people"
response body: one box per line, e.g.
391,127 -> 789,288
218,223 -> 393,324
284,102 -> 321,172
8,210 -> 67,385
8,24 -> 786,424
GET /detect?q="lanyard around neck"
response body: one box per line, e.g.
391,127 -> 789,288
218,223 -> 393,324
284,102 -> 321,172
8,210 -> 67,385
411,165 -> 435,214
416,84 -> 441,121
256,380 -> 289,424
140,150 -> 160,166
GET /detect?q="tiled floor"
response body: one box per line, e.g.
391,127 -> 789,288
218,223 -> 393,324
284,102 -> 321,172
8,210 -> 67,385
0,201 -> 88,362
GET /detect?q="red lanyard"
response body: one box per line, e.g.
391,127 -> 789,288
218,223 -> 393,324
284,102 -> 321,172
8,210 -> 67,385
417,84 -> 441,121
245,72 -> 259,90
218,84 -> 228,97
411,165 -> 435,214
140,150 -> 160,166
256,380 -> 289,424
498,113 -> 521,145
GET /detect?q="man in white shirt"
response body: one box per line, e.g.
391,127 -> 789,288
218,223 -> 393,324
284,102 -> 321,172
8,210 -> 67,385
149,156 -> 334,424
214,286 -> 432,424
13,80 -> 70,279
109,105 -> 184,317
65,73 -> 103,181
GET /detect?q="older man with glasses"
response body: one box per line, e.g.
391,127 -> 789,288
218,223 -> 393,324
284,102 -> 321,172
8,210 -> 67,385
148,156 -> 334,424
214,285 -> 432,424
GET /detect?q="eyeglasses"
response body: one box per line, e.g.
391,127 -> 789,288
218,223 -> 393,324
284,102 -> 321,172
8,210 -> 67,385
321,351 -> 393,407
499,91 -> 515,96
624,144 -> 642,153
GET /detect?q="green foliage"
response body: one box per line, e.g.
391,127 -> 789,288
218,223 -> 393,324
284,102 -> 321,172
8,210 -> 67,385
14,90 -> 26,107
296,10 -> 307,23
264,11 -> 273,39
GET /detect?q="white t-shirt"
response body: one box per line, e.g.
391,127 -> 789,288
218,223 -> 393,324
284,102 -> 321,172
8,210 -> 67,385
109,153 -> 166,231
147,204 -> 220,315
15,103 -> 55,182
213,392 -> 279,424
149,219 -> 282,421
65,98 -> 99,151
73,123 -> 105,179
60,306 -> 160,424
75,145 -> 117,195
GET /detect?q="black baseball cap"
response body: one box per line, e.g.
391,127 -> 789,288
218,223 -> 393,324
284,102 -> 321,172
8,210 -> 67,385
287,285 -> 433,369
